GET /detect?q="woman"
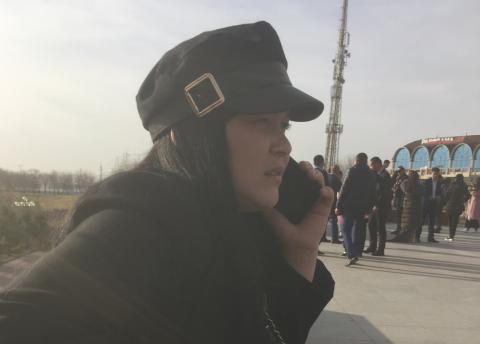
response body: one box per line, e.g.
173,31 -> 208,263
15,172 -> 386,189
0,22 -> 334,344
464,177 -> 480,232
394,170 -> 422,243
444,174 -> 470,241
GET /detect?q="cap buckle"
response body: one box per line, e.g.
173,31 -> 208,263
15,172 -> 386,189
184,73 -> 225,117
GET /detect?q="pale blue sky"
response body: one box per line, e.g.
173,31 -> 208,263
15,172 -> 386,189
1,0 -> 479,175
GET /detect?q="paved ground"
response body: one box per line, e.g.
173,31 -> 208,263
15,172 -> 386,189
307,224 -> 480,344
1,225 -> 479,343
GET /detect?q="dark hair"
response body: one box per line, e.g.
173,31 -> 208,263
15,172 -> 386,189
136,111 -> 264,303
432,167 -> 440,173
313,154 -> 324,165
136,111 -> 234,210
356,152 -> 368,164
455,173 -> 464,182
383,159 -> 390,164
406,170 -> 419,193
370,156 -> 382,165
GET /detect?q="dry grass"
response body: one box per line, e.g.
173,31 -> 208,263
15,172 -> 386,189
0,193 -> 81,263
11,192 -> 80,211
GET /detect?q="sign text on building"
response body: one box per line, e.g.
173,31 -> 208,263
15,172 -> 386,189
421,136 -> 465,146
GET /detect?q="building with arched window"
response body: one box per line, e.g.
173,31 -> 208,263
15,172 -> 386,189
431,145 -> 449,169
474,148 -> 480,171
392,135 -> 480,179
411,146 -> 429,170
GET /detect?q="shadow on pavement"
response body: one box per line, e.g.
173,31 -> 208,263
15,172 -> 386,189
411,241 -> 480,253
323,252 -> 480,282
307,310 -> 393,344
352,264 -> 480,283
361,254 -> 480,272
390,246 -> 479,259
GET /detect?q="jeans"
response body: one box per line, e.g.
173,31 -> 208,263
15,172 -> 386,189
342,214 -> 366,259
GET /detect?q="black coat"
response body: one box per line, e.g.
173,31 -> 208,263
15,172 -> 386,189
444,181 -> 470,215
0,170 -> 334,344
423,178 -> 444,212
423,178 -> 444,200
327,173 -> 342,214
374,169 -> 393,211
336,164 -> 377,216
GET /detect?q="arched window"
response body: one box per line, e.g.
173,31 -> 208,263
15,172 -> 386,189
411,146 -> 429,170
473,147 -> 480,171
430,145 -> 449,169
451,144 -> 472,169
393,147 -> 410,169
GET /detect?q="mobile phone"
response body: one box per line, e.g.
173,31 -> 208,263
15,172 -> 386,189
275,158 -> 321,224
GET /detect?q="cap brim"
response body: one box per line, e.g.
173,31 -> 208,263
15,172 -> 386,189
226,84 -> 324,121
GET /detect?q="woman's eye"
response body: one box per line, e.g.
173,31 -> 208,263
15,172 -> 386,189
250,116 -> 290,130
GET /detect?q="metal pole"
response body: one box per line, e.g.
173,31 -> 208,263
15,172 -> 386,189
325,0 -> 350,170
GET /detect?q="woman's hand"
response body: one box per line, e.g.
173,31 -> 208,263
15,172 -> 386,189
263,162 -> 334,282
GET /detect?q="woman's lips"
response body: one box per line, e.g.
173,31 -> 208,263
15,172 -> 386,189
265,167 -> 285,184
265,166 -> 285,176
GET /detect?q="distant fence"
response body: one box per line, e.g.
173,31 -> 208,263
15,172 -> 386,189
416,168 -> 480,181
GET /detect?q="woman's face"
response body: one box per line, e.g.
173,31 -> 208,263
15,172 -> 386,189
225,111 -> 292,212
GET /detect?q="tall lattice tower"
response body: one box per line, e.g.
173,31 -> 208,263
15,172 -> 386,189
325,0 -> 351,170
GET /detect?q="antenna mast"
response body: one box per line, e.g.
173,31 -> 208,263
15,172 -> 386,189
325,0 -> 351,170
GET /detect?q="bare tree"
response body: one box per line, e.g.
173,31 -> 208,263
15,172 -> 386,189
25,169 -> 40,193
74,170 -> 96,193
0,169 -> 13,191
110,153 -> 138,175
13,171 -> 29,193
38,173 -> 50,193
58,173 -> 74,194
48,171 -> 59,194
0,168 -> 97,194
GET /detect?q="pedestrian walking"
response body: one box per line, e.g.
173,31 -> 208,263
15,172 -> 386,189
336,153 -> 376,266
444,174 -> 470,241
364,157 -> 393,256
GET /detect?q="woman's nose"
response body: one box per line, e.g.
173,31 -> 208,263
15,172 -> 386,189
271,133 -> 292,157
